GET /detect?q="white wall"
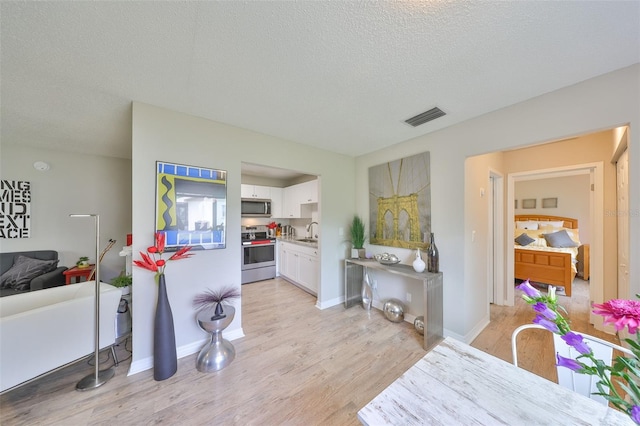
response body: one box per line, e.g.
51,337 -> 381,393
131,102 -> 355,372
464,151 -> 505,333
0,144 -> 132,280
515,175 -> 591,243
356,64 -> 640,342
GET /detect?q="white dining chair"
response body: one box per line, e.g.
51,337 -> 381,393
511,324 -> 636,405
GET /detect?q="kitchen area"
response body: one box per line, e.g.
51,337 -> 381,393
241,163 -> 319,297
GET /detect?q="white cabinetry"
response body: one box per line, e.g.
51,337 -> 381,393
283,245 -> 298,280
283,185 -> 300,218
298,179 -> 318,204
270,187 -> 283,218
278,241 -> 318,295
297,251 -> 318,292
241,184 -> 271,199
282,179 -> 318,218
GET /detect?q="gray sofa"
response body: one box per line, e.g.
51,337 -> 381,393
0,250 -> 68,297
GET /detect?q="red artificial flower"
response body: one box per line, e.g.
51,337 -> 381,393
170,245 -> 193,261
133,232 -> 193,280
592,299 -> 640,334
133,252 -> 159,272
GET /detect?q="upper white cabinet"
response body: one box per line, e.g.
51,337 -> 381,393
283,185 -> 301,218
241,184 -> 271,199
282,179 -> 318,218
298,179 -> 318,204
270,187 -> 283,218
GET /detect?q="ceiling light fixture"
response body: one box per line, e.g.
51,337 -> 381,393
33,161 -> 50,171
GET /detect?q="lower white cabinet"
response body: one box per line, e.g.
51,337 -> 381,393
279,241 -> 318,295
297,251 -> 318,292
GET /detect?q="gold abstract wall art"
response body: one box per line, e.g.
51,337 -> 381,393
368,152 -> 431,250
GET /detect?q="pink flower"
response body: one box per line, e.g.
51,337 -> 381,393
592,299 -> 640,335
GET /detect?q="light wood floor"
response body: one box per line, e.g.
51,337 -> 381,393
472,277 -> 621,384
1,277 -> 617,425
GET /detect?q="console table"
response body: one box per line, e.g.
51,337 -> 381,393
344,259 -> 443,351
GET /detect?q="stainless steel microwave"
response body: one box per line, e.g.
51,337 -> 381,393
241,198 -> 272,217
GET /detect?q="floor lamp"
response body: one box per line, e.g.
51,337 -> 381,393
70,213 -> 115,390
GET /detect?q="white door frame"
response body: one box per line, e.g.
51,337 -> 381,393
489,169 -> 505,305
506,162 -> 604,323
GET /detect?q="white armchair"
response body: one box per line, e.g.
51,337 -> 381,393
512,323 -> 636,405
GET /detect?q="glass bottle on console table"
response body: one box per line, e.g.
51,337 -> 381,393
427,233 -> 439,273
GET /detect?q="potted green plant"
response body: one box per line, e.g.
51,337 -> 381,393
76,256 -> 90,268
110,273 -> 132,295
350,215 -> 366,259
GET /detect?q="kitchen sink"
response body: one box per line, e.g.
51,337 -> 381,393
296,238 -> 318,243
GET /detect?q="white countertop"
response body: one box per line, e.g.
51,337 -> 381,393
358,337 -> 633,425
277,236 -> 318,248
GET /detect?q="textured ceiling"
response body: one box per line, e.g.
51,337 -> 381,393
1,1 -> 639,160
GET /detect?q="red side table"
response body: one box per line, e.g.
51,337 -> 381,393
63,265 -> 95,284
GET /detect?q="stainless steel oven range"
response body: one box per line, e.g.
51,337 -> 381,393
241,225 -> 276,284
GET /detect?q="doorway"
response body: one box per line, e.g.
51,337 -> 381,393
506,163 -> 604,327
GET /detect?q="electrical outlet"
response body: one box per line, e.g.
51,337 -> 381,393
406,292 -> 412,302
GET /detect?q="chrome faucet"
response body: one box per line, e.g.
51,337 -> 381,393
306,221 -> 318,239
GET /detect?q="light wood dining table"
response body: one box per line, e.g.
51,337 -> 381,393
358,337 -> 634,425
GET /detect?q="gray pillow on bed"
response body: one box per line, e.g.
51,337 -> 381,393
543,230 -> 579,248
515,233 -> 535,246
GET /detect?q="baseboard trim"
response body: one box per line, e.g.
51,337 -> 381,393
127,327 -> 245,376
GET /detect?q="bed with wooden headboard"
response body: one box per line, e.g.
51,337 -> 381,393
514,215 -> 587,297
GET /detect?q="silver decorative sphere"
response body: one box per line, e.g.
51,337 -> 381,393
383,299 -> 405,323
414,316 -> 425,335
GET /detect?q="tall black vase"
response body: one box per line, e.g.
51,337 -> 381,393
154,273 -> 177,381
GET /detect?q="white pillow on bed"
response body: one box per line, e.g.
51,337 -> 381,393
564,228 -> 581,245
516,221 -> 538,230
539,220 -> 564,228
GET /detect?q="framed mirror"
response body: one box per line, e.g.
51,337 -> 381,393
156,161 -> 227,251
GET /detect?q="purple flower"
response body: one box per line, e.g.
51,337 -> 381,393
533,302 -> 557,320
561,332 -> 592,355
556,354 -> 584,372
631,406 -> 640,424
516,280 -> 541,298
533,315 -> 560,333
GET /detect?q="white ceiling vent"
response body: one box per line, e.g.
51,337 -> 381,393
405,107 -> 446,127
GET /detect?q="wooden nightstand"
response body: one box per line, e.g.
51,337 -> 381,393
63,265 -> 95,284
577,244 -> 590,280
